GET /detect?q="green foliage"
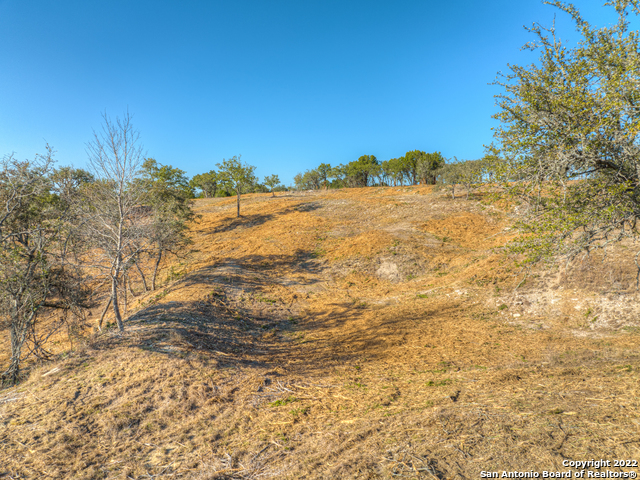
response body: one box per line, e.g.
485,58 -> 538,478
216,155 -> 257,217
491,0 -> 640,271
142,159 -> 194,199
190,170 -> 218,198
0,149 -> 88,384
141,158 -> 197,290
294,169 -> 321,190
346,155 -> 378,187
294,150 -> 446,189
264,174 -> 281,196
317,163 -> 332,188
269,396 -> 297,407
437,158 -> 484,199
416,151 -> 445,185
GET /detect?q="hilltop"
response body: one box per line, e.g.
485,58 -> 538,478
2,186 -> 640,479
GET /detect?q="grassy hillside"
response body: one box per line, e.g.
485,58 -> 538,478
2,186 -> 640,479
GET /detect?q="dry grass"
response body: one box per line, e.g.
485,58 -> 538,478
2,186 -> 640,479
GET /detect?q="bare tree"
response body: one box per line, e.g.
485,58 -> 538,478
83,112 -> 150,332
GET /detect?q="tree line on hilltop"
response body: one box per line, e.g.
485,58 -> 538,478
292,152 -> 499,200
293,151 -> 445,190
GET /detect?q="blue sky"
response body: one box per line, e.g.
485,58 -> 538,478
0,0 -> 623,185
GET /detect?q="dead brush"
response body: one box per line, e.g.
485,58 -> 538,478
187,448 -> 285,480
380,447 -> 443,479
250,380 -> 327,408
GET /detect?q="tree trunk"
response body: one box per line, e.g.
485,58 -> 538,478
151,249 -> 162,291
135,260 -> 148,292
123,274 -> 128,315
2,305 -> 30,385
98,296 -> 112,332
128,276 -> 137,297
237,191 -> 241,217
111,276 -> 124,332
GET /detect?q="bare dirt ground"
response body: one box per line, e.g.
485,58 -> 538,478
2,186 -> 640,479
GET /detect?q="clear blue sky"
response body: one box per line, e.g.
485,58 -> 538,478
0,0 -> 622,185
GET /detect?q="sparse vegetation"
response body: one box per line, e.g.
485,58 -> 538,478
3,2 -> 640,476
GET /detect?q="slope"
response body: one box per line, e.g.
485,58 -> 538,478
1,186 -> 640,479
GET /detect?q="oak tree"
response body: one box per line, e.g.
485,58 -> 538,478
492,0 -> 640,272
217,156 -> 257,217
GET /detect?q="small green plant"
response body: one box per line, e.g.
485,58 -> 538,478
289,407 -> 309,417
426,379 -> 452,387
269,396 -> 297,407
498,304 -> 508,311
166,266 -> 185,282
256,295 -> 277,304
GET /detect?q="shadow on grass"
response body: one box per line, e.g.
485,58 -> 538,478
200,202 -> 324,235
207,213 -> 275,234
91,244 -> 456,377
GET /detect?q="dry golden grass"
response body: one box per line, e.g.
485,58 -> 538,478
2,186 -> 640,479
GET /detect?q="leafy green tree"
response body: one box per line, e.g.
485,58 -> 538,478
403,150 -> 425,185
379,160 -> 392,186
249,183 -> 268,194
304,169 -> 322,190
492,0 -> 640,268
386,158 -> 406,186
417,151 -> 445,185
190,170 -> 219,198
317,163 -> 332,189
437,159 -> 463,199
293,169 -> 321,190
51,167 -> 95,201
217,156 -> 257,217
0,150 -> 88,385
142,159 -> 194,198
141,159 -> 197,291
457,159 -> 484,199
344,155 -> 378,187
264,174 -> 281,196
329,165 -> 346,188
